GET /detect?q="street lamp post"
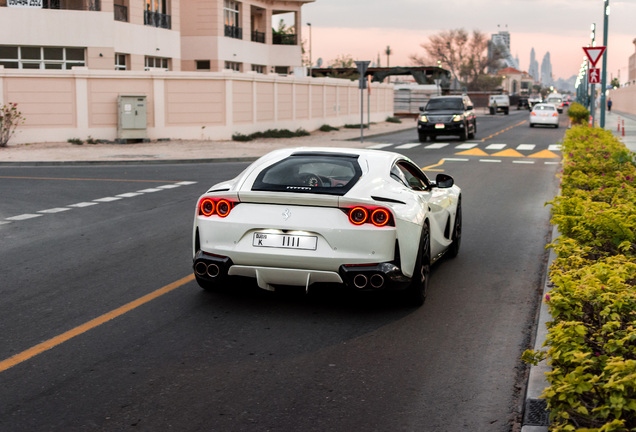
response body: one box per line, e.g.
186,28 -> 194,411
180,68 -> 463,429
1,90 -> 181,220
600,0 -> 610,128
307,23 -> 312,77
590,23 -> 596,127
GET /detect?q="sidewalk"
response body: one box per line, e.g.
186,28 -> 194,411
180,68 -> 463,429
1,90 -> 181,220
0,121 -> 414,165
604,110 -> 636,153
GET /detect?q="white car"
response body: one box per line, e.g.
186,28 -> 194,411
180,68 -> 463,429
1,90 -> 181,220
529,103 -> 560,128
192,147 -> 462,306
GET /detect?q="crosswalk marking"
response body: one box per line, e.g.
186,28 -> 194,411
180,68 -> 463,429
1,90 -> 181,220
6,214 -> 42,221
455,143 -> 478,149
517,144 -> 536,151
68,202 -> 99,208
548,144 -> 562,151
425,143 -> 449,149
395,143 -> 421,149
38,208 -> 71,214
94,197 -> 122,202
485,143 -> 507,150
367,143 -> 393,149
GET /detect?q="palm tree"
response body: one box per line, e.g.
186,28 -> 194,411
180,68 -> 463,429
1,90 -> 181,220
385,46 -> 392,68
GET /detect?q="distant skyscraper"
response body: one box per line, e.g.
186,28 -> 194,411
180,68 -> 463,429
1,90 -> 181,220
541,52 -> 553,87
528,48 -> 539,82
488,27 -> 518,73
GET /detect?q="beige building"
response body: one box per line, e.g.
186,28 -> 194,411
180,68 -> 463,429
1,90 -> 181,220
0,0 -> 312,73
497,67 -> 534,95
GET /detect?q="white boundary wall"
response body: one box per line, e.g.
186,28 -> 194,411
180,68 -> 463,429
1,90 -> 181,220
0,67 -> 394,144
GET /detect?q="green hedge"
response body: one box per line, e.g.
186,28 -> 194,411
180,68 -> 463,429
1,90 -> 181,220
524,126 -> 636,431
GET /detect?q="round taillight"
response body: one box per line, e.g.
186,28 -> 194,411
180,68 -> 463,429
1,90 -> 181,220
371,208 -> 390,227
216,199 -> 231,217
200,199 -> 215,216
349,207 -> 368,225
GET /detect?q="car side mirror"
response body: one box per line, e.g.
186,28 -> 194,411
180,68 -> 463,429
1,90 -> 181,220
435,173 -> 454,188
466,105 -> 474,110
419,106 -> 425,112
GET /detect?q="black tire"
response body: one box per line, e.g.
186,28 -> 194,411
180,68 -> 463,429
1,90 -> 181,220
447,200 -> 462,258
459,128 -> 467,141
418,133 -> 428,143
404,224 -> 431,307
504,108 -> 509,115
530,123 -> 534,128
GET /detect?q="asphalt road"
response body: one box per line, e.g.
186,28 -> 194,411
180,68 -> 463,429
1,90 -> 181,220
0,109 -> 564,431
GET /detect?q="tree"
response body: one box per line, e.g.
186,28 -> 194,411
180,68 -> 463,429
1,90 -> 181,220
385,46 -> 392,68
0,102 -> 25,147
329,54 -> 355,68
410,28 -> 505,90
610,77 -> 620,89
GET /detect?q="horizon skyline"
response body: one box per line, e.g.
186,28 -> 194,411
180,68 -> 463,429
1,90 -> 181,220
302,0 -> 635,83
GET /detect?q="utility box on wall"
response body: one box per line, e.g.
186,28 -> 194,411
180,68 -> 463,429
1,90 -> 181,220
117,95 -> 147,141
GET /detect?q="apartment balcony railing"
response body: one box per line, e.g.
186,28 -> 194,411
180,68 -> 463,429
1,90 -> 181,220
272,33 -> 297,45
251,30 -> 265,43
224,25 -> 242,40
144,10 -> 171,29
114,4 -> 127,22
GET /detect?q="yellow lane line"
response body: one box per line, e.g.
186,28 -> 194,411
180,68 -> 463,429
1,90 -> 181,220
480,120 -> 527,141
421,159 -> 446,171
0,274 -> 195,373
0,176 -> 183,183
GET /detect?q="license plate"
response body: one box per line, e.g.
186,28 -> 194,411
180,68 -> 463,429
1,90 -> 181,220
435,123 -> 445,129
253,232 -> 318,250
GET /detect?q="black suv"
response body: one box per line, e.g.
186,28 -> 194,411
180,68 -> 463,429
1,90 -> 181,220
417,95 -> 477,142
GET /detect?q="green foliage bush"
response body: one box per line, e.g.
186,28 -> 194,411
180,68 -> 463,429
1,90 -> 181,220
567,103 -> 590,125
524,126 -> 636,431
232,128 -> 311,142
0,102 -> 25,147
319,124 -> 339,132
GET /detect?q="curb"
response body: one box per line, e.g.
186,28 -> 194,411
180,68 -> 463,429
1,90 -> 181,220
521,224 -> 558,432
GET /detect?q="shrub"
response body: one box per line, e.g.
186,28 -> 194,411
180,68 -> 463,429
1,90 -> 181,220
386,116 -> 403,124
0,102 -> 25,147
67,138 -> 84,145
567,102 -> 590,125
232,128 -> 311,142
319,124 -> 339,132
231,133 -> 252,142
523,126 -> 636,431
344,123 -> 369,129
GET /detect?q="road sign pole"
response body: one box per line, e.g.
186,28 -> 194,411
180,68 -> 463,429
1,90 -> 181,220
354,61 -> 370,142
600,0 -> 610,128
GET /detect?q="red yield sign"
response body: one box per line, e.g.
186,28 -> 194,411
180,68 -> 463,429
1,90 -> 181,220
583,46 -> 606,67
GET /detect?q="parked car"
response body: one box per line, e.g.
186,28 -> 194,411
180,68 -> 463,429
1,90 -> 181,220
529,103 -> 560,128
545,94 -> 565,113
488,95 -> 510,115
417,95 -> 477,142
517,96 -> 530,110
192,147 -> 462,306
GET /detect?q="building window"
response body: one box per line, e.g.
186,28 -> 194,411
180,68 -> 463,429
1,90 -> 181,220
274,66 -> 289,75
144,0 -> 171,29
224,61 -> 241,72
224,0 -> 242,39
0,46 -> 85,69
114,1 -> 128,22
115,53 -> 128,70
251,64 -> 265,74
145,56 -> 170,71
196,60 -> 211,70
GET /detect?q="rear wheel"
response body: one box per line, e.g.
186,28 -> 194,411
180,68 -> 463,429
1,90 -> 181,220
404,224 -> 430,307
418,133 -> 428,143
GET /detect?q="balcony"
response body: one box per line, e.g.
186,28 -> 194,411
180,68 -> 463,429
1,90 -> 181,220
272,32 -> 296,45
39,0 -> 100,10
251,30 -> 265,43
144,10 -> 171,29
114,4 -> 127,22
224,25 -> 242,40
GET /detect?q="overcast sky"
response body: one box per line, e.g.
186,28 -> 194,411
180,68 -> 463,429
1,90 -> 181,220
302,0 -> 635,81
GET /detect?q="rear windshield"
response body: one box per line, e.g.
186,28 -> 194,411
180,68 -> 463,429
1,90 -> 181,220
426,98 -> 464,110
534,105 -> 556,111
252,153 -> 362,195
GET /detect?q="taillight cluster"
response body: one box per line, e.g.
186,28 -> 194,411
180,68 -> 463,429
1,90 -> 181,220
346,206 -> 393,227
198,198 -> 235,218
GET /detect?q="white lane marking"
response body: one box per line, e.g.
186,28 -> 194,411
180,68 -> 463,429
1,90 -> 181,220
137,188 -> 163,193
425,143 -> 449,149
544,161 -> 560,165
455,143 -> 478,149
6,214 -> 43,221
548,144 -> 562,151
517,144 -> 536,151
157,184 -> 181,189
68,202 -> 99,208
479,159 -> 502,163
94,197 -> 122,202
117,192 -> 144,198
366,143 -> 393,149
38,208 -> 71,214
485,144 -> 507,150
395,143 -> 421,149
443,158 -> 470,162
176,181 -> 198,185
513,160 -> 536,164
0,221 -> 12,225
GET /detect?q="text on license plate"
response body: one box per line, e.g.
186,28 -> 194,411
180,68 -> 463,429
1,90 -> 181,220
253,232 -> 318,250
435,123 -> 445,129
